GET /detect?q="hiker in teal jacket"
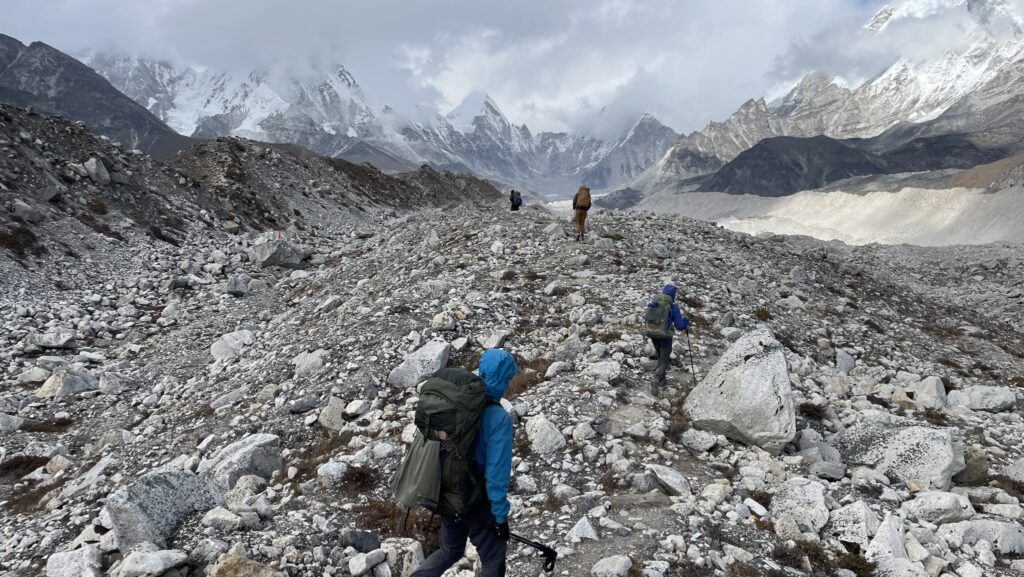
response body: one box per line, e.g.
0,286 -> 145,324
412,348 -> 517,577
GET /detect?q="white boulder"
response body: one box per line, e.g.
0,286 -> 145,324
831,420 -> 964,490
901,491 -> 975,524
525,415 -> 566,455
825,500 -> 880,551
387,341 -> 451,388
35,366 -> 98,400
866,513 -> 907,562
210,330 -> 254,362
591,555 -> 632,577
198,433 -> 281,491
104,470 -> 221,551
683,327 -> 795,454
113,549 -> 187,577
769,477 -> 829,537
948,385 -> 1017,412
645,464 -> 692,497
46,545 -> 101,577
936,519 -> 1024,555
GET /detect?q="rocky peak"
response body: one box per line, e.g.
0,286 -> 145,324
446,91 -> 509,134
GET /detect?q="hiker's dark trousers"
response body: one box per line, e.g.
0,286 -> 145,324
410,512 -> 507,577
651,336 -> 673,387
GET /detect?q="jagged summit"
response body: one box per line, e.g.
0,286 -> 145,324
78,51 -> 671,194
445,90 -> 506,133
865,0 -> 1024,33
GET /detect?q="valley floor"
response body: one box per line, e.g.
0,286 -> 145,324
624,187 -> 1024,247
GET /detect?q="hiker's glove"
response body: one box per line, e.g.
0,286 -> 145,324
681,318 -> 690,330
495,521 -> 510,541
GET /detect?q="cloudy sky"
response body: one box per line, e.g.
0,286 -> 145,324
0,0 -> 993,136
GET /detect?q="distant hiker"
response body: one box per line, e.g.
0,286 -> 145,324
394,348 -> 518,577
571,185 -> 591,241
510,189 -> 522,211
644,284 -> 690,393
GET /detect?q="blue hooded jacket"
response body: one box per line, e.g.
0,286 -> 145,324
659,284 -> 689,332
473,348 -> 517,523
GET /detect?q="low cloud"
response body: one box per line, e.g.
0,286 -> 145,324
3,0 -> 998,136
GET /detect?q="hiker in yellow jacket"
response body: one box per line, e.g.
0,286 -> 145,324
572,185 -> 591,242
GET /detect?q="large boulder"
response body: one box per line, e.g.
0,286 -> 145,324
1004,457 -> 1024,483
208,554 -> 283,577
936,520 -> 1024,555
901,491 -> 975,524
292,349 -> 327,378
104,470 -> 221,551
382,538 -> 424,577
830,420 -> 964,490
525,415 -> 566,455
683,327 -> 795,454
645,464 -> 692,497
113,549 -> 188,577
46,545 -> 101,577
317,396 -> 347,431
866,513 -> 907,562
948,385 -> 1017,412
84,158 -> 110,185
769,477 -> 829,538
387,341 -> 451,388
198,434 -> 281,491
591,555 -> 632,577
26,327 -> 77,349
903,376 -> 947,410
210,330 -> 254,362
250,240 -> 307,269
825,500 -> 880,551
35,366 -> 98,400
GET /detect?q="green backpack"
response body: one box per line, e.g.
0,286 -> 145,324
391,368 -> 491,517
644,293 -> 674,339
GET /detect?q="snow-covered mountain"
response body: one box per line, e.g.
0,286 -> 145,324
81,56 -> 672,195
629,0 -> 1024,195
78,53 -> 409,159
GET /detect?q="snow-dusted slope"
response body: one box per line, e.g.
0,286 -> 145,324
79,53 -> 407,158
82,55 -> 668,195
630,0 -> 1024,195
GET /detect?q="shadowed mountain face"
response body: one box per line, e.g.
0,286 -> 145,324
698,132 -> 1008,196
699,136 -> 887,196
0,34 -> 191,159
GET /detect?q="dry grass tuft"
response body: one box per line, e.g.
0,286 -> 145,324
755,307 -> 773,322
836,552 -> 876,577
0,456 -> 50,480
923,408 -> 948,426
356,499 -> 442,554
799,403 -> 826,420
21,418 -> 74,433
506,356 -> 552,399
338,465 -> 383,495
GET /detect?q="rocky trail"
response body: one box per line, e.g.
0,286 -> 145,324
2,104 -> 1024,577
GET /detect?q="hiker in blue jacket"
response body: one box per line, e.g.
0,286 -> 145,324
650,284 -> 689,392
412,348 -> 516,577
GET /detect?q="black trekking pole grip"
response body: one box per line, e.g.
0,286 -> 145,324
510,532 -> 558,572
685,328 -> 698,388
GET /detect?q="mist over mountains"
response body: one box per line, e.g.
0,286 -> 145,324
6,0 -> 1024,201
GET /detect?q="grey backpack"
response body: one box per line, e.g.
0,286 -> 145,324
644,293 -> 673,339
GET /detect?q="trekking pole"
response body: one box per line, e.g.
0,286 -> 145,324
685,328 -> 698,388
510,532 -> 558,572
